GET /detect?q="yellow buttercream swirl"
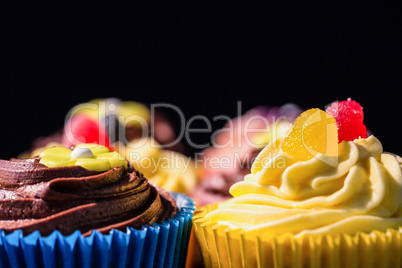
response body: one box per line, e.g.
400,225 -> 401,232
117,137 -> 198,194
203,135 -> 402,237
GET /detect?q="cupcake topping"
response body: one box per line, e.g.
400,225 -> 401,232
64,99 -> 151,148
71,147 -> 93,158
39,143 -> 127,172
281,108 -> 338,161
326,98 -> 368,143
63,115 -> 111,148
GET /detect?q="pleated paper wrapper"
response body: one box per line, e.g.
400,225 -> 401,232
0,192 -> 195,268
193,203 -> 402,268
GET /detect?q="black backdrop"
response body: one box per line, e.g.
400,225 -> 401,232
1,2 -> 401,159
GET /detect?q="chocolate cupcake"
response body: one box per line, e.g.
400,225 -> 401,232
1,144 -> 195,267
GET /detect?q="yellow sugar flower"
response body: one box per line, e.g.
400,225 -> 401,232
39,143 -> 127,172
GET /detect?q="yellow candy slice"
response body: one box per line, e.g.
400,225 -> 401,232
281,109 -> 338,161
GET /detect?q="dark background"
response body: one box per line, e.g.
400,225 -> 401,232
1,2 -> 401,159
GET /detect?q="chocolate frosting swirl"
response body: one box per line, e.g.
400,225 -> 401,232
0,157 -> 177,236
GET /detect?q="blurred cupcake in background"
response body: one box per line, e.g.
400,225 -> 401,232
19,98 -> 198,195
63,98 -> 185,153
192,103 -> 302,206
20,98 -> 185,158
119,137 -> 198,195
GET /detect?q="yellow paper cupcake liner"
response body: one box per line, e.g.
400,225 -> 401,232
193,204 -> 402,268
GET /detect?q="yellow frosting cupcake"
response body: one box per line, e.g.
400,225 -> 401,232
193,107 -> 402,268
117,137 -> 198,194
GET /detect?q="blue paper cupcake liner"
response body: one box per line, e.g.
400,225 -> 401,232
0,192 -> 195,268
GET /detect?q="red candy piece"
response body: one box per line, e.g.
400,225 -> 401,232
326,99 -> 367,143
63,115 -> 111,148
